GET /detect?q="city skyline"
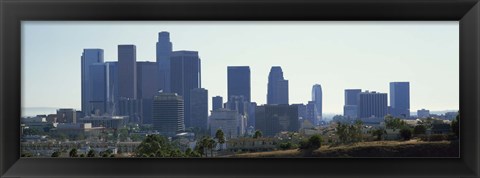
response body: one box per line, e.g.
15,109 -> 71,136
22,21 -> 459,115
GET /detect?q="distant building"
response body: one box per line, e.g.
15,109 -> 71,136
118,45 -> 137,99
417,109 -> 430,118
267,66 -> 289,105
390,82 -> 410,118
312,84 -> 323,123
137,61 -> 160,124
225,95 -> 249,116
152,93 -> 185,137
444,112 -> 458,120
55,123 -> 104,137
305,101 -> 316,125
343,89 -> 361,118
190,88 -> 208,130
81,49 -> 104,115
88,63 -> 107,115
292,103 -> 307,120
170,50 -> 201,128
212,96 -> 223,111
209,108 -> 244,138
248,102 -> 257,128
57,109 -> 77,123
255,104 -> 299,137
78,115 -> 127,129
358,91 -> 388,119
106,62 -> 119,115
157,31 -> 173,93
227,66 -> 251,102
118,98 -> 141,123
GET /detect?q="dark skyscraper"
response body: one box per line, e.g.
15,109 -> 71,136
152,93 -> 185,137
305,101 -> 316,125
81,49 -> 104,115
390,82 -> 410,118
157,31 -> 173,93
255,104 -> 299,137
190,88 -> 208,130
312,84 -> 322,123
170,50 -> 201,128
88,63 -> 107,115
358,91 -> 388,118
137,61 -> 160,124
227,66 -> 251,102
343,89 -> 361,118
118,45 -> 137,99
212,96 -> 223,111
267,66 -> 289,105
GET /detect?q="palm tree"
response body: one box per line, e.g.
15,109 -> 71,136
253,130 -> 263,139
215,129 -> 225,150
207,138 -> 217,157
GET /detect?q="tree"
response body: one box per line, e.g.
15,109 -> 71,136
279,142 -> 293,150
135,134 -> 181,158
80,154 -> 85,157
299,135 -> 322,151
451,111 -> 459,137
413,125 -> 427,135
253,130 -> 263,139
385,115 -> 407,130
51,151 -> 61,157
371,128 -> 386,141
207,137 -> 217,157
69,148 -> 78,157
87,149 -> 96,157
399,128 -> 412,140
215,129 -> 226,150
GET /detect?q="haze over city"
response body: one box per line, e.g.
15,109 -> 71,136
22,21 -> 459,115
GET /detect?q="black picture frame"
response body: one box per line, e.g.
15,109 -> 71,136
1,0 -> 479,177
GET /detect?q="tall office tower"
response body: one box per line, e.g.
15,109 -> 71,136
118,45 -> 137,99
343,89 -> 362,118
267,66 -> 289,104
157,31 -> 173,92
81,49 -> 104,115
227,66 -> 251,102
305,101 -> 316,125
152,93 -> 185,137
106,62 -> 119,115
358,91 -> 388,119
292,103 -> 307,120
255,104 -> 299,137
88,63 -> 107,115
212,96 -> 223,111
312,84 -> 323,123
209,108 -> 244,139
190,88 -> 208,130
118,98 -> 141,123
170,50 -> 201,128
390,82 -> 410,118
57,108 -> 77,123
137,61 -> 160,124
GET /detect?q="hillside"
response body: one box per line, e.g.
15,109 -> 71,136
230,140 -> 459,158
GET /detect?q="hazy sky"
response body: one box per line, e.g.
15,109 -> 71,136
22,21 -> 459,114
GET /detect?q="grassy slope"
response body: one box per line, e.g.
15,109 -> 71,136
230,140 -> 459,158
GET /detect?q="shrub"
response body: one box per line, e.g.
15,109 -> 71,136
399,128 -> 412,140
299,135 -> 322,151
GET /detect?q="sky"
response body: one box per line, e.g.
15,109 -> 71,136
21,21 -> 459,115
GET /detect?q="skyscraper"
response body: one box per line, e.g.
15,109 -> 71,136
292,103 -> 307,120
227,66 -> 251,102
152,93 -> 185,137
190,88 -> 208,130
118,45 -> 137,99
267,66 -> 289,105
305,101 -> 316,125
390,82 -> 410,118
81,49 -> 104,115
312,84 -> 322,123
343,89 -> 362,118
255,104 -> 299,137
106,62 -> 118,115
156,31 -> 173,92
137,61 -> 160,124
212,96 -> 223,111
170,50 -> 201,128
88,63 -> 107,115
358,91 -> 388,119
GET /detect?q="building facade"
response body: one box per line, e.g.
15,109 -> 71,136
390,82 -> 410,118
255,104 -> 299,137
227,66 -> 251,102
343,89 -> 362,118
170,50 -> 201,128
209,108 -> 244,138
267,66 -> 289,105
81,49 -> 104,115
156,31 -> 173,92
212,96 -> 223,111
358,91 -> 388,119
152,93 -> 185,137
190,88 -> 208,130
312,84 -> 322,123
118,45 -> 137,99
